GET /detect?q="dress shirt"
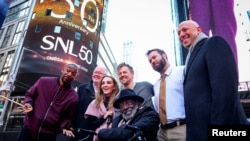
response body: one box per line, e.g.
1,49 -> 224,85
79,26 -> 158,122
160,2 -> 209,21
152,65 -> 185,123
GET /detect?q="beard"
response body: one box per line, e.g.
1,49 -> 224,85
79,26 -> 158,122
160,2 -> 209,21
153,57 -> 166,73
61,76 -> 73,85
122,104 -> 139,121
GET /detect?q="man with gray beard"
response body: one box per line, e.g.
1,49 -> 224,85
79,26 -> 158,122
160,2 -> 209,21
97,89 -> 159,141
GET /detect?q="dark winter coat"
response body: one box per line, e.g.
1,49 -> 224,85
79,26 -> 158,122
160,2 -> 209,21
98,106 -> 159,141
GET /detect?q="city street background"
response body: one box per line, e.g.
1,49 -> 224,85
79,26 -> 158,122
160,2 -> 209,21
105,0 -> 250,84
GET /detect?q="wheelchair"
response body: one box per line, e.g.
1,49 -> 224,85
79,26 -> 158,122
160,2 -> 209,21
77,124 -> 146,141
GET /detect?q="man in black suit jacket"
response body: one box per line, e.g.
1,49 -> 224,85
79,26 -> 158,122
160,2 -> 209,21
177,20 -> 249,141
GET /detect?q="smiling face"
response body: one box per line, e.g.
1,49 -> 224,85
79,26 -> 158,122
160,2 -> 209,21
92,66 -> 107,87
117,66 -> 134,86
119,99 -> 138,121
101,76 -> 116,97
177,20 -> 202,48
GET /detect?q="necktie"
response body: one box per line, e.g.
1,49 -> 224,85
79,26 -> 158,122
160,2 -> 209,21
159,74 -> 166,125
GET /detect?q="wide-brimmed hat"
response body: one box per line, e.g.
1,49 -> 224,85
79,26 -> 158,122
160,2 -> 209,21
113,89 -> 144,109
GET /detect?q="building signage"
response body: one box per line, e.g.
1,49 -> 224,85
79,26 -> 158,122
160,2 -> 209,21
13,0 -> 104,95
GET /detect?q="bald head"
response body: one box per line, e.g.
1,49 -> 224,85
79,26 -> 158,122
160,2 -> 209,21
178,20 -> 200,29
67,63 -> 79,73
177,20 -> 202,48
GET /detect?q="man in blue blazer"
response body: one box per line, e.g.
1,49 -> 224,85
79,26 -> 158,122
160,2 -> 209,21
177,20 -> 249,141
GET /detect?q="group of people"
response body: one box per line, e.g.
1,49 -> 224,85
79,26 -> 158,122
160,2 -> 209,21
16,19 -> 249,141
16,61 -> 157,141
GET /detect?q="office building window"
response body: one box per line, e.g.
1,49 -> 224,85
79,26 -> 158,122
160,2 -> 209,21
0,24 -> 14,48
66,12 -> 73,19
35,25 -> 42,33
74,0 -> 80,7
45,9 -> 52,16
75,32 -> 81,40
12,21 -> 25,45
0,53 -> 5,84
0,53 -> 4,63
0,28 -> 5,40
54,25 -> 61,33
89,40 -> 94,49
4,1 -> 30,23
0,50 -> 15,82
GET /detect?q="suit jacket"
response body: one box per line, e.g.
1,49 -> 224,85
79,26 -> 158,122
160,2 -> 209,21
72,81 -> 96,141
184,36 -> 249,141
133,81 -> 154,108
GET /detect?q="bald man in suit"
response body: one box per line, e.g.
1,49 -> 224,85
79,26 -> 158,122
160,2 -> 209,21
178,20 -> 249,141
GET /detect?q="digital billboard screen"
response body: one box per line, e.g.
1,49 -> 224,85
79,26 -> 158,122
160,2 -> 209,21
12,0 -> 104,95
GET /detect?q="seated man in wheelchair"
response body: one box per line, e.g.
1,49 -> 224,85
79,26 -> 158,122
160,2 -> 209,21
98,89 -> 159,141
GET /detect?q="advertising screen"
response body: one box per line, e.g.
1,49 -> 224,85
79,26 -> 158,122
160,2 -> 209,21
12,0 -> 104,95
